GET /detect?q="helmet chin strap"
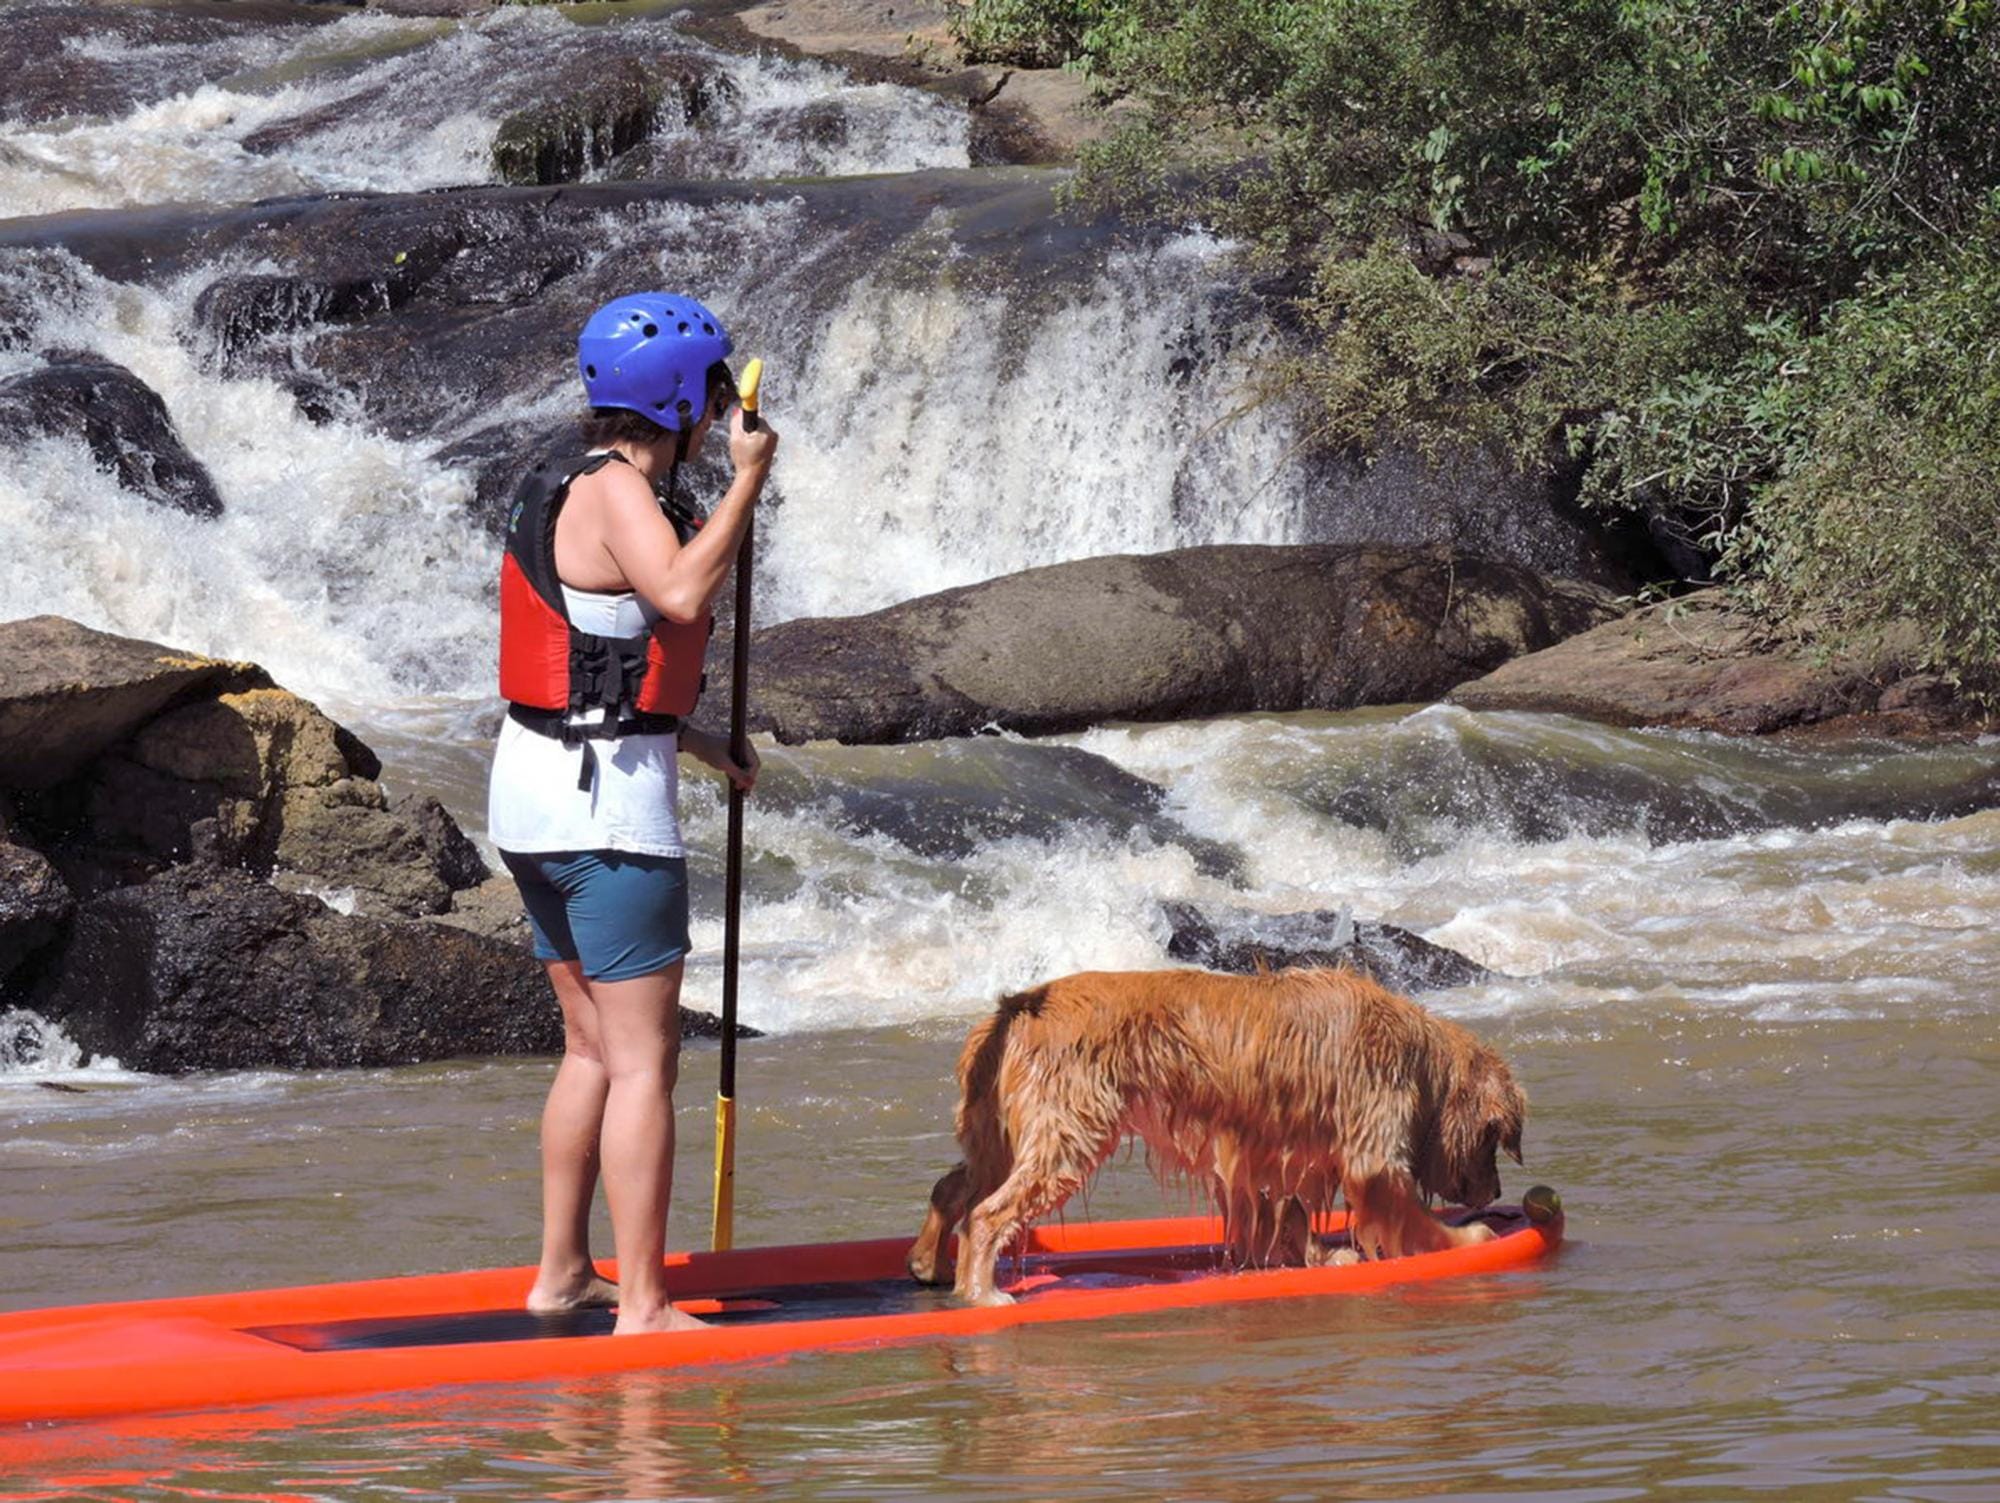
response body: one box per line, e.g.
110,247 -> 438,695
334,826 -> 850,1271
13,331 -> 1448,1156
665,402 -> 693,516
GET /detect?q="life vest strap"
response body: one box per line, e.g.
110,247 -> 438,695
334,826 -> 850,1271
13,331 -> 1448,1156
507,702 -> 685,792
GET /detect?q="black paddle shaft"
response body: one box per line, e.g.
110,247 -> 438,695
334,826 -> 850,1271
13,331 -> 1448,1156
720,518 -> 752,1101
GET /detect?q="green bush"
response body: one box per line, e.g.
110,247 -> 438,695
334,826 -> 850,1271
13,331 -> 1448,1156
972,0 -> 1999,679
1730,233 -> 2000,690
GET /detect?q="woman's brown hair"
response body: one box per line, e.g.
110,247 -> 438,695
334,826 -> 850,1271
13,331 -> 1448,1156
579,406 -> 674,449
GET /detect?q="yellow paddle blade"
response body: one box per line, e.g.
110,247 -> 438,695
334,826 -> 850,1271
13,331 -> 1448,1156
711,1092 -> 737,1251
738,358 -> 764,415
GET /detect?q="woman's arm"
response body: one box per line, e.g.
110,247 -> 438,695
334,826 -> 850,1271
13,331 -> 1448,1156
680,724 -> 760,792
600,410 -> 778,624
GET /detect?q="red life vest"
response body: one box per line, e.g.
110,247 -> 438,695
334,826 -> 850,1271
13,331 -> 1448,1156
498,451 -> 711,762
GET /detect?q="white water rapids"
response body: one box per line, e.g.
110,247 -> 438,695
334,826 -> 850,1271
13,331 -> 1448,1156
2,2 -> 1997,1079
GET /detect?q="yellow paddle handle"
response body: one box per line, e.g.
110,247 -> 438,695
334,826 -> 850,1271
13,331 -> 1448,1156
711,1092 -> 737,1251
738,358 -> 763,418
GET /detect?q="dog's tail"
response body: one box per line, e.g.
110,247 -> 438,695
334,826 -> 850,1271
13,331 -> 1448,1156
997,984 -> 1050,1018
954,991 -> 1041,1172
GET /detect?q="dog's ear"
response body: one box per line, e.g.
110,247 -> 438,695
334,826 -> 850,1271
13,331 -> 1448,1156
1486,1067 -> 1526,1164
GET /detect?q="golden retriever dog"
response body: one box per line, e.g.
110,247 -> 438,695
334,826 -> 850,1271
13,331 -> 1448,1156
906,967 -> 1527,1306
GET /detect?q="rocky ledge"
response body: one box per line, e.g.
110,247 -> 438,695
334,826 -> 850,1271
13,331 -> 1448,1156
1449,592 -> 1989,739
1162,902 -> 1494,994
726,543 -> 1619,744
0,616 -> 729,1072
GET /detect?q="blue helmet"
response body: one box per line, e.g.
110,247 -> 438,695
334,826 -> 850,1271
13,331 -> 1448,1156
577,292 -> 734,433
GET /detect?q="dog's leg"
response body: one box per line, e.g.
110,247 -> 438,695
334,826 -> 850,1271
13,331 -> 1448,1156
1270,1195 -> 1314,1268
908,1162 -> 974,1285
1344,1170 -> 1496,1260
957,1127 -> 1101,1308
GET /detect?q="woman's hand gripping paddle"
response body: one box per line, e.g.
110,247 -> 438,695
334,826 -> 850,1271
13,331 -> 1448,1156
712,358 -> 763,1253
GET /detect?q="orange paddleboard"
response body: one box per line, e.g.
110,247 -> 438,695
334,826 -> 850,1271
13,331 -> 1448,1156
0,1203 -> 1563,1425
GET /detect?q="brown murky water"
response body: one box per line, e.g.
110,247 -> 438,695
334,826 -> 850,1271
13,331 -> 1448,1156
4,711 -> 1999,1498
4,1011 -> 1997,1499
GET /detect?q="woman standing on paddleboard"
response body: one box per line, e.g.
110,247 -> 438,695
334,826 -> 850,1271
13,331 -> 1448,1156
487,293 -> 776,1336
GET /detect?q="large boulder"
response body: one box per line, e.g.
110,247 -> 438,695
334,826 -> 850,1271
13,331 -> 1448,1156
0,352 -> 223,517
491,57 -> 734,186
1448,592 -> 1982,737
0,617 -> 259,790
732,544 -> 1618,744
78,682 -> 484,915
1162,902 -> 1493,994
2,618 -> 485,915
0,842 -> 72,984
30,866 -> 729,1073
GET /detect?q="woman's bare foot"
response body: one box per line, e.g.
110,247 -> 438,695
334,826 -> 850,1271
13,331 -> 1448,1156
526,1267 -> 620,1313
612,1300 -> 710,1336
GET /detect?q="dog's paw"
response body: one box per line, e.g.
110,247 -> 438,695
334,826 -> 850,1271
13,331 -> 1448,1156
906,1256 -> 952,1286
1327,1247 -> 1361,1266
959,1288 -> 1016,1309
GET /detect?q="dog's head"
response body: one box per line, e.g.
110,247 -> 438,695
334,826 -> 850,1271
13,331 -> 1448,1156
1425,1043 -> 1527,1208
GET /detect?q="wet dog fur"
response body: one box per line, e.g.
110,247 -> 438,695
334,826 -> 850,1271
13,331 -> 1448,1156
907,967 -> 1527,1305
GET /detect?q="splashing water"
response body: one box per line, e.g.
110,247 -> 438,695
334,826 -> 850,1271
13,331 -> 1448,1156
0,8 -> 969,217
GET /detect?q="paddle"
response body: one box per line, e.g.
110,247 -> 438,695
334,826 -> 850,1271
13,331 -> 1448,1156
712,357 -> 762,1253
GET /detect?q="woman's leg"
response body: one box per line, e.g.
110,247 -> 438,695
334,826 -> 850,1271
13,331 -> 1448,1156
589,960 -> 706,1334
527,959 -> 620,1312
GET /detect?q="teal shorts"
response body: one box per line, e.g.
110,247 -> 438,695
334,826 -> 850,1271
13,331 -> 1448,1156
500,850 -> 691,982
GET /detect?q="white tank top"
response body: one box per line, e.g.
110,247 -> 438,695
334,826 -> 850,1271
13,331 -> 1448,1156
487,583 -> 685,858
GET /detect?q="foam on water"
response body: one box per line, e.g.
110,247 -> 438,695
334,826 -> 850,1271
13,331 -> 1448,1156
0,256 -> 498,699
761,231 -> 1307,620
0,9 -> 968,216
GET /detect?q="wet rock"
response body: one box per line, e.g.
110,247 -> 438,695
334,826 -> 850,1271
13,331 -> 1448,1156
29,865 -> 731,1073
431,415 -> 586,536
1297,442 -> 1656,592
731,544 -> 1618,744
0,843 -> 73,984
752,737 -> 1240,876
1448,592 -> 1984,737
430,872 -> 534,948
491,57 -> 735,186
78,683 -> 480,916
0,252 -> 85,352
1162,902 -> 1493,994
406,793 -> 492,891
0,353 -> 223,517
0,2 -> 316,126
0,617 -> 261,791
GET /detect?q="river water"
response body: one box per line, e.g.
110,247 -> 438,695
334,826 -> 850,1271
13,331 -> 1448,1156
2,4 -> 1998,1498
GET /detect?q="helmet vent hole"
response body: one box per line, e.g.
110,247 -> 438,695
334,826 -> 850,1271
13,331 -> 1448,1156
584,364 -> 596,378
702,322 -> 715,335
655,400 -> 667,410
678,322 -> 689,334
642,323 -> 658,337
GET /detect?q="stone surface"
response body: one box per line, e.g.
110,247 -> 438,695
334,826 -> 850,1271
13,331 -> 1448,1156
76,683 -> 476,915
491,57 -> 733,186
729,0 -> 1123,161
29,866 -> 730,1073
0,842 -> 73,984
0,2 -> 317,126
729,544 -> 1618,745
1448,592 -> 1978,736
0,352 -> 223,517
0,617 -> 261,791
1162,901 -> 1493,994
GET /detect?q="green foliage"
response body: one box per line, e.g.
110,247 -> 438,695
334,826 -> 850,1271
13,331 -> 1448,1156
950,0 -> 1139,71
976,0 -> 2000,677
1730,230 -> 2000,689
